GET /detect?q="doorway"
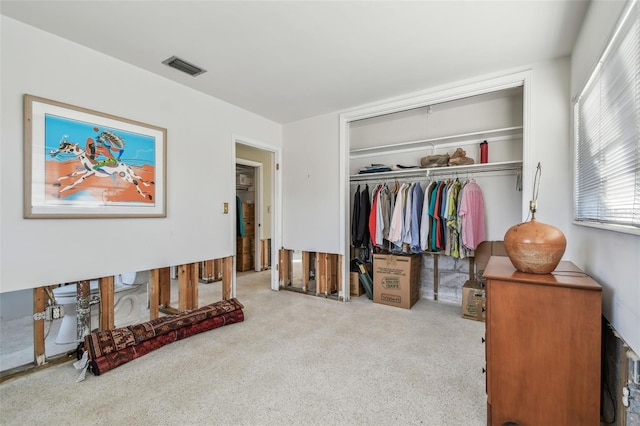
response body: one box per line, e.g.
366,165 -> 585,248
235,161 -> 262,273
234,137 -> 280,291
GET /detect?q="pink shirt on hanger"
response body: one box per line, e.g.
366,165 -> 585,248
458,179 -> 485,250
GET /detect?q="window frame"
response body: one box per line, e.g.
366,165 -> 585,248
572,0 -> 640,236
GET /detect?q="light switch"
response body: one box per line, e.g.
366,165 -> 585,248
223,202 -> 229,214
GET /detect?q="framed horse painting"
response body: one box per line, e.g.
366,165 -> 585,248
23,94 -> 167,218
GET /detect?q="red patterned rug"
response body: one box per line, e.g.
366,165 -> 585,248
80,298 -> 244,376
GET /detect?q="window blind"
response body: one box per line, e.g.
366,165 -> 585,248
574,0 -> 640,230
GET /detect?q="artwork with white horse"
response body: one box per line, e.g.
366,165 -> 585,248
45,115 -> 156,205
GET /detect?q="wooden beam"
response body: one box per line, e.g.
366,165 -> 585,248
33,287 -> 46,366
200,260 -> 215,283
191,262 -> 199,308
214,258 -> 223,281
260,239 -> 270,270
222,256 -> 233,300
159,267 -> 171,308
302,251 -> 311,293
99,276 -> 115,331
178,263 -> 198,311
178,264 -> 189,311
279,249 -> 291,288
149,268 -> 160,320
316,252 -> 328,296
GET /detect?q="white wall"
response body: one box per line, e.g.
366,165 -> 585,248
282,112 -> 342,253
569,0 -> 640,355
0,17 -> 282,293
283,59 -> 573,246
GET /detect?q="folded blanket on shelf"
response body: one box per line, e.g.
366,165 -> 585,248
79,298 -> 245,376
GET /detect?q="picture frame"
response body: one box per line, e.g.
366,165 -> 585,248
23,94 -> 167,218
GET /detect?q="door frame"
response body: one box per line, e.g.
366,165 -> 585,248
232,134 -> 281,292
236,158 -> 263,272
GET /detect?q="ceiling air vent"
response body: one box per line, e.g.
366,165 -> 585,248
162,56 -> 206,77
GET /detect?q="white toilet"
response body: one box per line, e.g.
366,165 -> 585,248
52,271 -> 149,344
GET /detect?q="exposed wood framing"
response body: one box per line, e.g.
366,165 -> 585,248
159,267 -> 171,308
279,249 -> 291,288
99,276 -> 115,331
200,260 -> 215,283
200,259 -> 223,283
178,263 -> 199,311
153,266 -> 180,317
149,268 -> 160,320
33,287 -> 46,366
222,256 -> 233,300
260,239 -> 270,270
316,253 -> 339,297
302,251 -> 311,293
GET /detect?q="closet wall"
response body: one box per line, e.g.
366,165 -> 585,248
349,87 -> 524,302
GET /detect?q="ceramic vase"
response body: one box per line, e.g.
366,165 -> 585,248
503,218 -> 567,274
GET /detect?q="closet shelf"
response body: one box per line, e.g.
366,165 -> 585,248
349,126 -> 523,158
349,160 -> 522,182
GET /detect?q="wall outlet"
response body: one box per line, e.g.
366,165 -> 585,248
45,304 -> 64,320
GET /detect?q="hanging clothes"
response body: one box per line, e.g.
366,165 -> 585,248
410,182 -> 424,253
402,182 -> 414,251
388,182 -> 408,249
459,179 -> 486,250
446,179 -> 462,257
376,184 -> 389,248
351,185 -> 361,246
236,196 -> 245,237
368,184 -> 382,247
350,173 -> 488,259
354,184 -> 371,247
420,181 -> 437,252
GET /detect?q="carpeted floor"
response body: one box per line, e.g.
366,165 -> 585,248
0,270 -> 486,425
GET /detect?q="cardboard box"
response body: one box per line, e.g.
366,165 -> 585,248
349,272 -> 366,297
462,280 -> 486,321
373,254 -> 421,309
474,240 -> 507,281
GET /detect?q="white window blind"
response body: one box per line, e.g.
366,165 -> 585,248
574,0 -> 640,231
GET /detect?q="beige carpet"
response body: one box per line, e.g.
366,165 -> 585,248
0,270 -> 486,425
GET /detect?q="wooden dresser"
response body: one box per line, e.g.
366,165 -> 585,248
483,256 -> 602,426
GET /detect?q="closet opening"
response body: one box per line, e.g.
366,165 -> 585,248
340,71 -> 532,303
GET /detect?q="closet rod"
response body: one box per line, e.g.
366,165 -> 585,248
349,164 -> 522,184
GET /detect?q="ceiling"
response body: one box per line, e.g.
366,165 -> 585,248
1,1 -> 592,124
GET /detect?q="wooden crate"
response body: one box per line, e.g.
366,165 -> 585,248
242,203 -> 255,219
237,253 -> 254,272
243,219 -> 255,236
237,236 -> 254,254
